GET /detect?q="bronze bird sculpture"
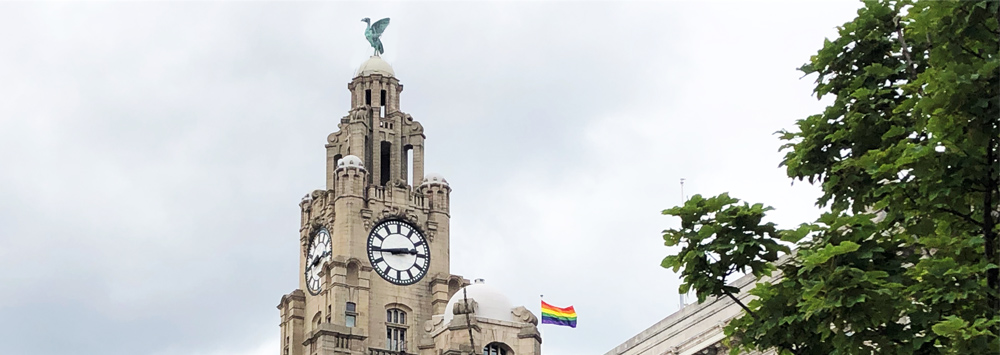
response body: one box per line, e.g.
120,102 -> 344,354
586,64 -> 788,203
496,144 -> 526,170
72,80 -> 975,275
361,17 -> 390,56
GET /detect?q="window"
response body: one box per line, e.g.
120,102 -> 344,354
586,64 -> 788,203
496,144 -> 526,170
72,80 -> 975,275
387,308 -> 406,324
326,305 -> 331,323
484,343 -> 510,355
346,302 -> 357,327
386,308 -> 407,351
365,89 -> 371,106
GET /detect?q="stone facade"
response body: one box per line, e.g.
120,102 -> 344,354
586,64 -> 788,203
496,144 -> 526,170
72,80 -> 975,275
277,56 -> 540,355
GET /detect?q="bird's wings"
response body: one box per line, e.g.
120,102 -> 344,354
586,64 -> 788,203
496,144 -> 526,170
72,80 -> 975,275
371,18 -> 390,36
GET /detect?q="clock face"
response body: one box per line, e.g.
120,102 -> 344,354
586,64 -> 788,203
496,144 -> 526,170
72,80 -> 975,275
305,227 -> 332,295
367,220 -> 430,285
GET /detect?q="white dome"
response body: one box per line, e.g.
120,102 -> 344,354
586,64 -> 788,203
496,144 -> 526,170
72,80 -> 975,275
337,155 -> 364,170
443,279 -> 514,323
421,173 -> 448,186
355,56 -> 395,77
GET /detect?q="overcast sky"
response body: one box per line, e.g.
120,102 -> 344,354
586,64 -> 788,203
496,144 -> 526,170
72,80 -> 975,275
0,1 -> 863,355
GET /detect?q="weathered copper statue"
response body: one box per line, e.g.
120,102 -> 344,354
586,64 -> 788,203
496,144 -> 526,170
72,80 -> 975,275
361,17 -> 390,56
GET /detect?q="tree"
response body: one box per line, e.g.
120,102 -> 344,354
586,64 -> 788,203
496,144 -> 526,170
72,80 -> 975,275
660,0 -> 999,353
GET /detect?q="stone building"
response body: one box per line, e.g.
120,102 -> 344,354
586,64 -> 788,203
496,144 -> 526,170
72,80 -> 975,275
275,56 -> 541,355
604,261 -> 791,355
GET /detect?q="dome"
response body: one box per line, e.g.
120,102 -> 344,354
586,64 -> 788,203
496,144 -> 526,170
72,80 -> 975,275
421,173 -> 448,186
355,56 -> 395,77
443,279 -> 514,323
337,155 -> 364,170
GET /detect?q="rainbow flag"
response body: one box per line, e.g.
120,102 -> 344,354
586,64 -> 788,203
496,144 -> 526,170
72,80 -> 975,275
541,300 -> 577,328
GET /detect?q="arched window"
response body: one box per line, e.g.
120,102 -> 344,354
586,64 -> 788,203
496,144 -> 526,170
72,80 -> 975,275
312,311 -> 322,329
386,308 -> 407,351
484,342 -> 511,355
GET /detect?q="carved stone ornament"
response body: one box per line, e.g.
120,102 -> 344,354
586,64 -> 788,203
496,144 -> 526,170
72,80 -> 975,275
350,108 -> 369,122
452,298 -> 478,315
361,208 -> 373,230
380,206 -> 400,219
404,209 -> 419,225
511,306 -> 538,325
424,317 -> 443,332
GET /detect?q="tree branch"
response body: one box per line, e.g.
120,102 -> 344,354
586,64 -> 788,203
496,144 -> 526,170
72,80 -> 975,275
893,16 -> 919,82
934,206 -> 985,228
722,287 -> 757,320
959,43 -> 986,60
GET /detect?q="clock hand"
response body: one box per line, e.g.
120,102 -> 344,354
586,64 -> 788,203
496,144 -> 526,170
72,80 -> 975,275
372,247 -> 412,254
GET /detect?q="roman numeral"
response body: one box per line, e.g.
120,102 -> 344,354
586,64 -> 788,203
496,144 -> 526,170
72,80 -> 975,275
395,270 -> 401,280
373,257 -> 384,264
413,240 -> 424,247
383,225 -> 392,236
413,263 -> 423,272
405,269 -> 413,279
395,223 -> 401,234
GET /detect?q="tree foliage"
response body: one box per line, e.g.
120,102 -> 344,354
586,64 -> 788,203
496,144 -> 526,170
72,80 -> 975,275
661,1 -> 999,354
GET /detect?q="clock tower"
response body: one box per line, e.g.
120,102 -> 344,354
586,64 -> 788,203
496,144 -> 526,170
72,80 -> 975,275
277,55 -> 542,355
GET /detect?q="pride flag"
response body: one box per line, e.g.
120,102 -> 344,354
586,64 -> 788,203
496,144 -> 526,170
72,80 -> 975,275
541,300 -> 577,328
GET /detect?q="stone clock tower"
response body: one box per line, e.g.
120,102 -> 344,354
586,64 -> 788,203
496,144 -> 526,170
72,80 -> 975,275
277,55 -> 542,355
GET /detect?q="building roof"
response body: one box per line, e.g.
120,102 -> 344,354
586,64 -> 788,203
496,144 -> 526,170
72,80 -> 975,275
444,279 -> 514,323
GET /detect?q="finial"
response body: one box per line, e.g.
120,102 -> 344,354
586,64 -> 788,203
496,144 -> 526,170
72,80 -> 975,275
361,17 -> 390,56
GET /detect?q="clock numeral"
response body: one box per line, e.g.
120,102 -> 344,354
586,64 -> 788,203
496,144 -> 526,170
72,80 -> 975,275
373,257 -> 384,264
395,270 -> 401,280
395,223 -> 402,234
383,225 -> 392,237
413,263 -> 423,272
413,239 -> 424,247
404,269 -> 413,280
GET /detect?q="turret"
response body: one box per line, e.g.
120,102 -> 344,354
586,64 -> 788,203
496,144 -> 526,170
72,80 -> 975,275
334,155 -> 367,198
419,173 -> 451,214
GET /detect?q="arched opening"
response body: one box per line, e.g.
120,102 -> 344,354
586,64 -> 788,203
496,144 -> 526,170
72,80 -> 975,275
380,141 -> 391,186
448,279 -> 460,299
484,342 -> 513,355
312,311 -> 323,329
365,89 -> 372,106
346,261 -> 359,286
380,89 -> 387,117
403,144 -> 413,186
333,154 -> 343,169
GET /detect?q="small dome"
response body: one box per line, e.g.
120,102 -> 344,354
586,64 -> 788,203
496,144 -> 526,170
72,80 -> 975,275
356,56 -> 395,77
337,155 -> 364,170
443,279 -> 514,323
421,173 -> 448,186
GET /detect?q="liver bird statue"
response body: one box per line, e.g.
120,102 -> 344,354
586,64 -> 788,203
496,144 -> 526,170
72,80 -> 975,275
361,17 -> 390,56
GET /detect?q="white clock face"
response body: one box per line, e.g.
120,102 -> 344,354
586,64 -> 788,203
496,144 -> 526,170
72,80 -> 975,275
305,227 -> 332,295
367,220 -> 430,285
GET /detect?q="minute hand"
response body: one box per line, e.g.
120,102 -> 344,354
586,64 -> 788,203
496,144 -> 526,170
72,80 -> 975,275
373,247 -> 415,254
